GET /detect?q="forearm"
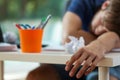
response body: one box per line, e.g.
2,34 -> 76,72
63,29 -> 96,45
74,30 -> 97,45
93,32 -> 120,53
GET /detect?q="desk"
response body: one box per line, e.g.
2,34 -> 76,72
0,50 -> 120,80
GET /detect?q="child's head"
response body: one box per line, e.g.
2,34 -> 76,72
91,0 -> 120,36
104,0 -> 120,36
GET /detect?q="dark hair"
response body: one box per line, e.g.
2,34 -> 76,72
104,0 -> 120,36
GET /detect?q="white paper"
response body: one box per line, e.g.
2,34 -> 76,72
43,45 -> 65,51
0,43 -> 18,51
64,36 -> 85,54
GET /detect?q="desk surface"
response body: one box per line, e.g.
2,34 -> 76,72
0,50 -> 120,67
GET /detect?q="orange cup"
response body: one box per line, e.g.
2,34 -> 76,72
19,29 -> 43,53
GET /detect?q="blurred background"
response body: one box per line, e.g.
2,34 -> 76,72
0,0 -> 68,79
0,0 -> 67,45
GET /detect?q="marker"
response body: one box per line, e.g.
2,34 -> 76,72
36,22 -> 43,29
32,26 -> 36,29
20,24 -> 27,29
25,24 -> 31,29
15,24 -> 22,29
41,14 -> 52,29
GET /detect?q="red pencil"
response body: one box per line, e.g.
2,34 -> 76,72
16,24 -> 22,29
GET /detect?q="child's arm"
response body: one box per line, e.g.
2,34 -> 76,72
62,12 -> 96,44
95,32 -> 120,52
65,32 -> 119,79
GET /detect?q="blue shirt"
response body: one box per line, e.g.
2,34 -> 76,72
67,0 -> 105,31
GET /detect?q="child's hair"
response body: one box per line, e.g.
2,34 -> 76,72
104,0 -> 120,37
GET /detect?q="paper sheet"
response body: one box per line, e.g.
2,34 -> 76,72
42,45 -> 65,51
0,43 -> 18,51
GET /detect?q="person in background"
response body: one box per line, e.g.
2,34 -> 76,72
26,0 -> 120,80
0,24 -> 17,44
3,31 -> 17,44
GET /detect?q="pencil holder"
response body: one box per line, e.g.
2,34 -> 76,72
19,29 -> 43,53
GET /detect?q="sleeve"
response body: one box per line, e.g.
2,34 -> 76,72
67,0 -> 86,22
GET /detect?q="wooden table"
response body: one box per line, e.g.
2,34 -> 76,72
0,50 -> 120,80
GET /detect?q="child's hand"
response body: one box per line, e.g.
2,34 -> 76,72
65,40 -> 105,79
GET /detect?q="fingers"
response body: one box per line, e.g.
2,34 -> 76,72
76,54 -> 96,78
69,52 -> 89,77
65,48 -> 83,71
85,57 -> 101,75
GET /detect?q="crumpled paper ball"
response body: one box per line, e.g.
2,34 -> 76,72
64,36 -> 85,54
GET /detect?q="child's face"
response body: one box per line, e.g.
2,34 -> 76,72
91,10 -> 109,36
91,0 -> 110,36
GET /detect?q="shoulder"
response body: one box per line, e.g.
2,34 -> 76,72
67,0 -> 105,16
67,0 -> 105,10
66,0 -> 105,28
69,0 -> 105,4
